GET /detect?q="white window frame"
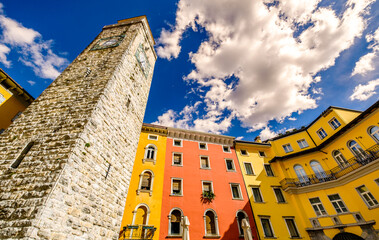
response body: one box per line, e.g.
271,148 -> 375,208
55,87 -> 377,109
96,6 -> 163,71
225,158 -> 236,172
332,150 -> 348,166
148,134 -> 158,140
131,203 -> 150,238
251,187 -> 264,203
143,144 -> 157,164
264,164 -> 275,177
356,185 -> 379,208
283,217 -> 301,238
0,93 -> 5,104
172,152 -> 183,166
309,197 -> 327,216
173,139 -> 182,147
328,194 -> 348,214
203,209 -> 220,237
240,149 -> 248,156
282,144 -> 293,153
230,183 -> 243,200
297,139 -> 309,149
273,187 -> 286,203
199,142 -> 208,150
171,178 -> 183,196
200,155 -> 211,169
202,181 -> 214,194
317,128 -> 327,140
259,216 -> 275,238
258,151 -> 266,157
329,117 -> 341,130
223,145 -> 231,153
368,125 -> 379,143
243,162 -> 255,175
137,170 -> 154,196
168,208 -> 183,236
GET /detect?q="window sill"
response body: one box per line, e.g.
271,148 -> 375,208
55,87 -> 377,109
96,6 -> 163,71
170,194 -> 183,197
172,164 -> 183,167
290,237 -> 302,239
368,204 -> 379,210
232,198 -> 244,201
277,202 -> 287,204
203,235 -> 221,239
246,174 -> 256,176
142,158 -> 156,164
166,235 -> 182,238
263,237 -> 277,239
136,189 -> 152,196
200,168 -> 211,170
226,170 -> 236,172
254,201 -> 266,204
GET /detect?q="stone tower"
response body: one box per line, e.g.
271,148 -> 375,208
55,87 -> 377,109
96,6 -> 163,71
0,16 -> 156,239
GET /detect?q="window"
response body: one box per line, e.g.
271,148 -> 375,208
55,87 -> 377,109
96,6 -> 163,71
200,156 -> 210,169
172,153 -> 182,166
240,149 -> 248,156
144,144 -> 156,161
273,188 -> 285,203
230,183 -> 242,199
310,161 -> 327,180
244,162 -> 254,175
264,164 -> 274,176
148,134 -> 158,140
368,126 -> 379,143
375,178 -> 379,186
294,165 -> 309,184
284,218 -> 300,238
348,140 -> 367,160
309,197 -> 327,216
317,128 -> 328,140
328,194 -> 348,213
356,185 -> 379,207
173,139 -> 182,147
171,178 -> 183,196
202,181 -> 213,194
252,187 -> 263,203
137,170 -> 154,195
133,205 -> 149,226
0,93 -> 5,104
199,142 -> 207,150
333,150 -> 348,166
297,139 -> 309,149
11,141 -> 35,169
259,151 -> 266,157
329,117 -> 341,130
237,211 -> 248,236
223,145 -> 231,153
225,159 -> 235,171
169,209 -> 182,235
260,217 -> 274,238
283,144 -> 293,153
204,210 -> 219,236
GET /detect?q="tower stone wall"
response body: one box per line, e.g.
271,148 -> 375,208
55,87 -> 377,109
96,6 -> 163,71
0,16 -> 156,239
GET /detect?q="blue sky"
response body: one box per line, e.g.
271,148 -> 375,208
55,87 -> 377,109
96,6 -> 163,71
0,0 -> 378,141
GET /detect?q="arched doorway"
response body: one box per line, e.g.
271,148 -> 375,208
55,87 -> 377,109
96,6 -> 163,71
332,232 -> 364,240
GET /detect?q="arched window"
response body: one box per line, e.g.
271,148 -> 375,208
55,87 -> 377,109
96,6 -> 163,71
169,208 -> 183,236
310,161 -> 327,180
137,170 -> 154,196
294,165 -> 309,184
348,140 -> 367,160
236,210 -> 248,236
204,209 -> 219,236
143,144 -> 157,164
368,126 -> 379,143
133,205 -> 148,225
333,150 -> 348,166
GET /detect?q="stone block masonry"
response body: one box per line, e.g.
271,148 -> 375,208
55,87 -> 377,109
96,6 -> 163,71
0,16 -> 156,239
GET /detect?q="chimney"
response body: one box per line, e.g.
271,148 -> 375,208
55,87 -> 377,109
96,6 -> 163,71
254,136 -> 262,143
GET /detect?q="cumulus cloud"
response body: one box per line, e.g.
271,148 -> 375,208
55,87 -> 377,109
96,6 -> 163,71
0,4 -> 68,80
350,79 -> 379,101
155,0 -> 374,135
352,27 -> 379,76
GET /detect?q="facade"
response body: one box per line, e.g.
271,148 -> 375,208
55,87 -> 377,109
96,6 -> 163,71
0,16 -> 156,239
0,68 -> 34,133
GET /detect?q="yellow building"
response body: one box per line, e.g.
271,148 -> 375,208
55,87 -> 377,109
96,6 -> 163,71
119,124 -> 167,240
237,101 -> 379,240
0,68 -> 33,132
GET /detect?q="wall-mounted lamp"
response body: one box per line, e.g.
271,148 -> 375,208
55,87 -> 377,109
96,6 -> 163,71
356,136 -> 363,139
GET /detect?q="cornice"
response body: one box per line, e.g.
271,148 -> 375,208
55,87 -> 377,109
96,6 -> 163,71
167,127 -> 234,146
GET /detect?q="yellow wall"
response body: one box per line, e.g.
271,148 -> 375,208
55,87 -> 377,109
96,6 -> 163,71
0,85 -> 29,130
271,131 -> 316,157
120,129 -> 167,240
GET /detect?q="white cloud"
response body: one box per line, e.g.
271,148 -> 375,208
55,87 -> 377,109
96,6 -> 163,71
27,80 -> 36,86
350,78 -> 379,101
352,27 -> 379,76
156,0 -> 374,134
0,6 -> 68,80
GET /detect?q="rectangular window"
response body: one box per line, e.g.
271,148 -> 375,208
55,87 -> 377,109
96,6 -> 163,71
148,134 -> 158,140
259,151 -> 266,157
375,178 -> 379,186
202,181 -> 213,193
225,159 -> 235,171
172,153 -> 182,166
0,93 -> 5,104
317,128 -> 327,140
171,178 -> 183,196
329,117 -> 341,130
297,139 -> 309,149
273,188 -> 285,203
264,164 -> 274,176
230,183 -> 242,199
328,194 -> 348,213
244,162 -> 254,175
173,139 -> 182,147
282,144 -> 293,153
356,185 -> 379,207
199,142 -> 207,150
252,187 -> 263,202
309,197 -> 327,216
284,218 -> 300,238
200,156 -> 210,169
260,218 -> 274,238
240,149 -> 248,156
223,145 -> 231,153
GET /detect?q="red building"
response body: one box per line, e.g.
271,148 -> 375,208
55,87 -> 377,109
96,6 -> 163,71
159,127 -> 258,239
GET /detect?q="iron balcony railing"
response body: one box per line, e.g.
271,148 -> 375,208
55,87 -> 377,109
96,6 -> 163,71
280,144 -> 379,190
119,225 -> 156,240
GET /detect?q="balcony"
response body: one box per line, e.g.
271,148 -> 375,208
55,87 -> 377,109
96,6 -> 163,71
280,144 -> 379,190
119,225 -> 157,240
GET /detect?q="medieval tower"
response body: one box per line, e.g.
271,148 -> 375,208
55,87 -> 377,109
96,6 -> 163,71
0,16 -> 156,239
